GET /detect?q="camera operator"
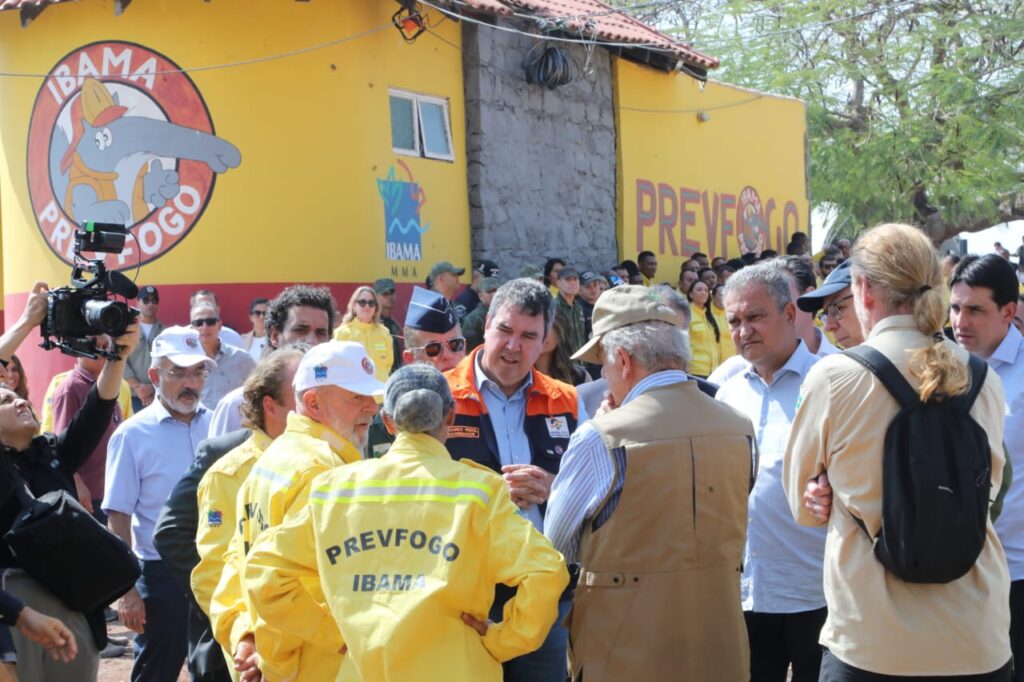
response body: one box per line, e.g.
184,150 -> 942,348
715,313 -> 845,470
0,281 -> 140,681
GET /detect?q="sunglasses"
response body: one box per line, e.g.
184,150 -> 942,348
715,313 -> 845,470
355,299 -> 378,308
141,297 -> 158,304
191,317 -> 220,327
408,337 -> 466,357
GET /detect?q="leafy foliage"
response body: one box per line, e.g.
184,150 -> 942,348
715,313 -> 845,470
613,0 -> 1024,240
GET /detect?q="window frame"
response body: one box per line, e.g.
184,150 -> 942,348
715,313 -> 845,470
388,87 -> 455,163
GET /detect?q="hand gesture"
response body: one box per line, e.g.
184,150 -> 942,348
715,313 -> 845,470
804,472 -> 833,522
15,607 -> 78,663
118,587 -> 146,634
501,464 -> 555,510
20,282 -> 50,329
234,634 -> 262,682
111,322 -> 141,361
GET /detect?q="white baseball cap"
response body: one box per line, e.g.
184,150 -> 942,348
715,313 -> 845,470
293,341 -> 385,396
151,326 -> 216,368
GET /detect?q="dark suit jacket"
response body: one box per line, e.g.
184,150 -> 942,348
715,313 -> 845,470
154,429 -> 250,682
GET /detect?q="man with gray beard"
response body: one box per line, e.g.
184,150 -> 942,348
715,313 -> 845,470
105,325 -> 217,682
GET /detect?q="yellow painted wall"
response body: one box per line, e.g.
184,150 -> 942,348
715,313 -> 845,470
615,59 -> 809,280
0,0 -> 469,297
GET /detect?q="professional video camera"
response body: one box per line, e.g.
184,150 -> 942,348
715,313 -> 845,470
40,222 -> 139,361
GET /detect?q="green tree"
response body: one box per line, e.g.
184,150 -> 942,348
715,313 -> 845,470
616,0 -> 1024,242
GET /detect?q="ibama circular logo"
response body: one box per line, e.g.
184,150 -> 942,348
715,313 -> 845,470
26,41 -> 242,269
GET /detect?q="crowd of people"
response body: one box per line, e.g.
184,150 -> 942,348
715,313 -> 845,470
0,227 -> 1020,682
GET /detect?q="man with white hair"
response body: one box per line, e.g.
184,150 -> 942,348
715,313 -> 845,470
105,326 -> 217,682
546,285 -> 756,680
217,341 -> 384,682
716,261 -> 827,682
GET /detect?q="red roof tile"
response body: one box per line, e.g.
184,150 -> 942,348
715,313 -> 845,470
455,0 -> 718,70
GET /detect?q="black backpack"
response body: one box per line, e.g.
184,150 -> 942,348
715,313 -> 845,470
845,345 -> 991,584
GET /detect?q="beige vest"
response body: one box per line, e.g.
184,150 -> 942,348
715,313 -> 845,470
567,380 -> 755,682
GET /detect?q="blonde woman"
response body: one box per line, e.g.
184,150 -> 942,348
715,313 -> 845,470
785,223 -> 1011,680
333,286 -> 394,382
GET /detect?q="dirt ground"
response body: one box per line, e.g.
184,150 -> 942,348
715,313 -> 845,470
97,619 -> 187,682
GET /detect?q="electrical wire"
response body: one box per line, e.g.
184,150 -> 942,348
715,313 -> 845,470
523,42 -> 579,88
423,24 -> 765,114
0,21 -> 394,78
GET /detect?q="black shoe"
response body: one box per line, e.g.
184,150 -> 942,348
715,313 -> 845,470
100,643 -> 127,659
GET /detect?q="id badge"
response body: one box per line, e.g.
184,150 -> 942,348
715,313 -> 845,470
545,416 -> 571,439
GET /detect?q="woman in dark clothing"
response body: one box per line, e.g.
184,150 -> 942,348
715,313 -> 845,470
0,282 -> 139,681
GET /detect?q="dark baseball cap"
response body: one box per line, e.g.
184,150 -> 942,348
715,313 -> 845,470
557,266 -> 580,280
429,261 -> 466,279
474,260 -> 500,278
580,271 -> 608,287
797,259 -> 853,313
138,285 -> 159,301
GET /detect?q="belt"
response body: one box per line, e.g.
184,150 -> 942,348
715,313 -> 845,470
580,569 -> 643,588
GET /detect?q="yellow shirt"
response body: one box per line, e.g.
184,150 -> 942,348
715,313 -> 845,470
193,429 -> 272,679
784,315 -> 1010,675
712,303 -> 735,364
245,431 -> 569,682
687,304 -> 720,377
39,370 -> 133,432
212,413 -> 363,682
333,320 -> 393,382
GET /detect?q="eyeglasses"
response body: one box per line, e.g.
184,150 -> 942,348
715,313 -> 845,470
818,294 -> 855,324
408,337 -> 466,357
191,317 -> 220,327
251,310 -> 266,317
141,297 -> 158,304
355,299 -> 378,308
158,367 -> 209,381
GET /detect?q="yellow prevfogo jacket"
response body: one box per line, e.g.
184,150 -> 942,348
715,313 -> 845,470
192,429 -> 272,679
245,431 -> 569,682
712,303 -> 736,364
688,303 -> 721,377
333,320 -> 394,382
209,412 -> 363,682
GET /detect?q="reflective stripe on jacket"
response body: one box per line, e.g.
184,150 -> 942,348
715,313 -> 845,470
245,431 -> 569,681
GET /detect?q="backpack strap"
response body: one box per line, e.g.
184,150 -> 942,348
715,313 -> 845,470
959,354 -> 988,411
844,346 -> 920,409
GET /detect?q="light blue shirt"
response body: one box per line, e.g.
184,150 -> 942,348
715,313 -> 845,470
103,400 -> 212,561
716,340 -> 827,613
474,353 -> 589,531
546,370 -> 689,562
990,325 -> 1024,579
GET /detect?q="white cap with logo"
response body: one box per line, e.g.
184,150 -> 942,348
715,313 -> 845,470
151,326 -> 217,368
293,340 -> 386,396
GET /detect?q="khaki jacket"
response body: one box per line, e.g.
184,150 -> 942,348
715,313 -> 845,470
568,380 -> 755,682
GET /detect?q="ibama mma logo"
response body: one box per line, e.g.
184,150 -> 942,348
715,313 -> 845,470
27,41 -> 242,269
377,159 -> 431,262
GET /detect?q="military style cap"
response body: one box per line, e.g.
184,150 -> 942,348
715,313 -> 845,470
519,264 -> 544,279
797,260 -> 853,313
373,278 -> 396,295
429,261 -> 466,279
580,271 -> 608,287
479,277 -> 500,293
405,287 -> 458,333
571,285 -> 679,364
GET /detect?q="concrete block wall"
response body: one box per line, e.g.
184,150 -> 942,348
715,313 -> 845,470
462,21 -> 619,277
